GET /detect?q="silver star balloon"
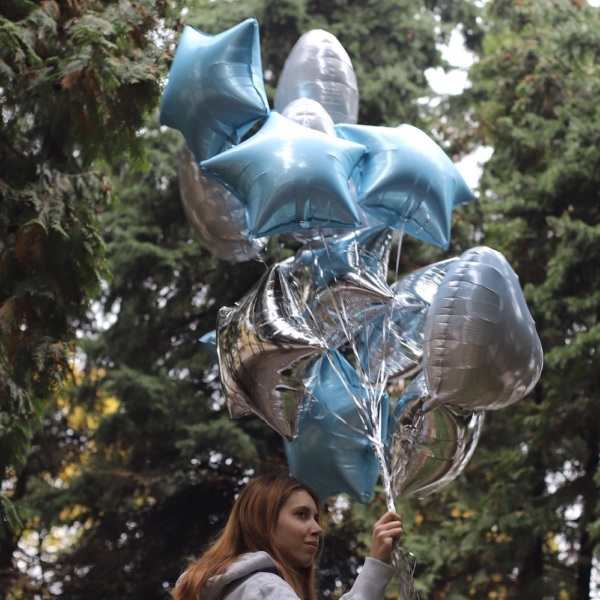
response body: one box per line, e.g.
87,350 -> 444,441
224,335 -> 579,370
217,264 -> 326,440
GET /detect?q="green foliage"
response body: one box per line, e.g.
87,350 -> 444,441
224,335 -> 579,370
1,0 -> 483,596
12,0 -> 599,599
0,0 -> 183,589
7,119 -> 282,598
395,1 -> 600,598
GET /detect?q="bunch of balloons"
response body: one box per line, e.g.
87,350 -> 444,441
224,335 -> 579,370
161,19 -> 544,508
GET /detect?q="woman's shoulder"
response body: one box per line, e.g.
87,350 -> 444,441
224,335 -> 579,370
202,552 -> 297,600
224,570 -> 299,600
225,551 -> 279,577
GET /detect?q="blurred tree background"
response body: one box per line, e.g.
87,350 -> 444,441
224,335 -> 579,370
0,0 -> 598,599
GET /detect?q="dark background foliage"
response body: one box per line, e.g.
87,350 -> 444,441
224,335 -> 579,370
1,0 -> 598,599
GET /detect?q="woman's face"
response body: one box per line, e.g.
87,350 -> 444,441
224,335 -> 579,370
273,490 -> 322,569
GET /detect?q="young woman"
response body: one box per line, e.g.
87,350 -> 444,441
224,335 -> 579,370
172,472 -> 403,600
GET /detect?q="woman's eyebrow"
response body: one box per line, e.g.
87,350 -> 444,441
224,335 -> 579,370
293,503 -> 318,515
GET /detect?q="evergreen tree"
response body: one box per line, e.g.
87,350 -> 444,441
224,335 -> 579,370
3,0 -> 483,598
399,1 -> 600,598
0,0 -> 177,591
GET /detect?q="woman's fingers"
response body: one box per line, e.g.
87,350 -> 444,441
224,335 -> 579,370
369,511 -> 403,563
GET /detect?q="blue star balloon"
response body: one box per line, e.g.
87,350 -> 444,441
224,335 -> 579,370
159,18 -> 269,162
335,124 -> 474,249
201,112 -> 367,237
285,350 -> 387,503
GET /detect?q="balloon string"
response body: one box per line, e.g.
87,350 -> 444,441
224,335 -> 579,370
394,227 -> 404,279
307,229 -> 418,597
392,544 -> 419,600
374,431 -> 420,600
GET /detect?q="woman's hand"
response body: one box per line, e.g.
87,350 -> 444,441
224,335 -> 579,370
369,511 -> 403,564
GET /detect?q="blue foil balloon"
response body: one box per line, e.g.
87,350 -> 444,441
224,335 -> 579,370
335,124 -> 474,249
160,19 -> 269,162
199,330 -> 218,362
201,112 -> 366,237
285,350 -> 387,504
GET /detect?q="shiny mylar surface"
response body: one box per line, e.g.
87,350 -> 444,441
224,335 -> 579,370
285,351 -> 386,503
336,124 -> 474,249
201,112 -> 366,237
388,373 -> 484,497
178,145 -> 266,261
160,19 -> 269,162
423,246 -> 544,412
217,265 -> 326,440
274,29 -> 359,125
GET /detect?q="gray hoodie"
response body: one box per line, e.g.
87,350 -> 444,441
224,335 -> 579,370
188,551 -> 396,600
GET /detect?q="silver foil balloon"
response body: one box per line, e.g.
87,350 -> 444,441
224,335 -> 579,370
274,29 -> 359,125
217,264 -> 326,440
281,98 -> 337,136
387,373 -> 484,497
179,145 -> 267,262
422,246 -> 544,412
358,258 -> 459,383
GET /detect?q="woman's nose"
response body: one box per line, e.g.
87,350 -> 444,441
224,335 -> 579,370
311,520 -> 323,535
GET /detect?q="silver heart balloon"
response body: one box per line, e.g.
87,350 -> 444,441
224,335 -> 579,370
217,264 -> 326,440
422,246 -> 544,412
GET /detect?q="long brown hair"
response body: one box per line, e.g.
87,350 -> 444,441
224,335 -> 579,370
172,473 -> 322,600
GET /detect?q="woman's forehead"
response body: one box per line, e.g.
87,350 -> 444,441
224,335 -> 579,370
284,489 -> 319,511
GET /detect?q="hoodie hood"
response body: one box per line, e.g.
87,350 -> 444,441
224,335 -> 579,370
201,552 -> 279,600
